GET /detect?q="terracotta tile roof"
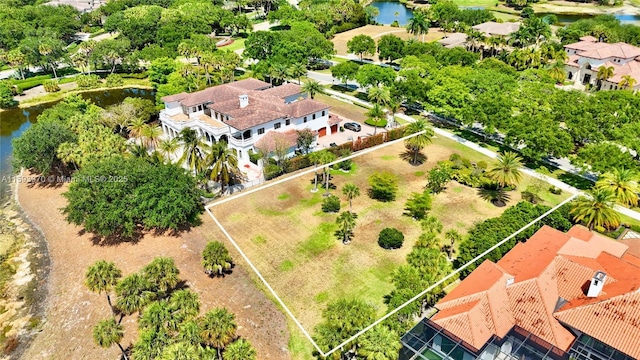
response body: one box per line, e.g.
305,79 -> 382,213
260,83 -> 304,99
431,225 -> 640,356
472,21 -> 521,37
328,114 -> 343,126
579,35 -> 598,42
566,54 -> 581,68
227,78 -> 272,90
284,99 -> 329,118
161,92 -> 188,102
578,42 -> 640,60
619,237 -> 640,258
607,60 -> 640,84
254,129 -> 299,153
564,40 -> 607,51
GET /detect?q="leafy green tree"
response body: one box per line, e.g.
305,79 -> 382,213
347,34 -> 376,61
342,183 -> 360,211
404,119 -> 434,165
358,325 -> 401,360
200,308 -> 237,359
336,211 -> 357,244
142,257 -> 180,297
570,189 -> 620,230
356,64 -> 396,87
0,81 -> 16,109
91,37 -> 131,73
378,228 -> 404,249
202,241 -> 233,276
595,168 -> 639,207
322,195 -> 341,213
149,57 -> 177,86
12,118 -> 77,174
369,172 -> 398,202
378,34 -> 405,63
85,261 -> 122,315
420,215 -> 443,236
573,143 -> 638,174
426,163 -> 452,194
314,299 -> 376,356
115,273 -> 154,320
223,339 -> 257,360
93,318 -> 128,360
404,191 -> 432,220
295,128 -> 315,155
302,79 -> 324,99
486,151 -> 523,189
331,61 -> 360,84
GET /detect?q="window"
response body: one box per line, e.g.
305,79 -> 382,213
274,122 -> 281,129
192,107 -> 196,112
258,128 -> 265,135
312,114 -> 316,120
322,110 -> 326,116
304,117 -> 307,123
285,119 -> 290,126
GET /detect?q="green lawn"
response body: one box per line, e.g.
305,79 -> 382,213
452,0 -> 499,7
219,38 -> 245,52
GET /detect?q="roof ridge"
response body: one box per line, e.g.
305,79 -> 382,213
533,266 -> 564,346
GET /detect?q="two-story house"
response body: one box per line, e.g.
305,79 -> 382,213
564,36 -> 640,90
400,225 -> 640,360
159,79 -> 339,167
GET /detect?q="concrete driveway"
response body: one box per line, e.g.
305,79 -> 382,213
316,118 -> 385,150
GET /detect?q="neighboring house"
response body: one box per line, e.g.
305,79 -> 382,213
48,0 -> 105,12
564,36 -> 640,90
471,21 -> 521,39
400,225 -> 640,360
159,79 -> 338,166
438,33 -> 468,49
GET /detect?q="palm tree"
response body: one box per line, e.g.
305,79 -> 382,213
619,75 -> 637,89
406,10 -> 429,42
596,65 -> 615,89
160,342 -> 201,360
93,318 -> 128,360
200,308 -> 237,360
420,215 -> 442,235
128,118 -> 147,142
548,62 -> 566,84
367,86 -> 391,106
570,189 -> 620,230
365,103 -> 386,135
79,40 -> 96,75
288,63 -> 307,85
223,339 -> 257,360
142,125 -> 163,150
358,325 -> 400,360
115,273 -> 154,322
202,240 -> 233,276
302,79 -> 324,99
206,142 -> 240,194
139,301 -> 173,333
595,168 -> 639,207
443,229 -> 461,260
177,320 -> 202,346
404,119 -> 434,165
179,128 -> 206,175
270,63 -> 289,85
169,290 -> 200,325
158,138 -> 180,161
38,43 -> 57,79
336,211 -> 356,244
309,150 -> 336,194
141,257 -> 180,297
386,100 -> 400,128
486,151 -> 523,189
85,261 -> 122,316
342,183 -> 360,211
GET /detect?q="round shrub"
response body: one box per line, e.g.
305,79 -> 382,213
378,228 -> 404,249
105,74 -> 124,88
322,195 -> 341,213
43,80 -> 60,93
365,118 -> 387,128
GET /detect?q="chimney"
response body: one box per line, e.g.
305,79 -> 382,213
239,94 -> 249,109
587,271 -> 606,298
506,277 -> 515,287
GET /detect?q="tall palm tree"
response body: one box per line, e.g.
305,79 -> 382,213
366,103 -> 386,135
596,65 -> 615,89
207,142 -> 240,194
336,211 -> 356,244
420,215 -> 442,235
200,308 -> 237,360
548,62 -> 566,84
93,318 -> 128,360
342,183 -> 360,211
223,339 -> 257,360
302,79 -> 324,99
270,63 -> 289,85
367,86 -> 391,106
128,118 -> 147,143
139,301 -> 173,333
38,43 -> 57,79
115,273 -> 154,322
404,119 -> 434,165
288,63 -> 307,85
443,229 -> 461,260
179,128 -> 206,175
85,261 -> 122,315
406,10 -> 429,42
595,168 -> 639,207
309,150 -> 336,194
619,75 -> 637,89
202,240 -> 233,276
570,189 -> 620,230
158,138 -> 180,162
386,99 -> 401,128
486,151 -> 523,189
79,40 -> 97,75
160,342 -> 201,360
358,325 -> 400,360
142,125 -> 163,150
141,257 -> 180,297
169,289 -> 200,325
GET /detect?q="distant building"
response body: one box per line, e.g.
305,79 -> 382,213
159,79 -> 338,166
438,33 -> 468,49
47,0 -> 105,13
400,225 -> 640,360
471,21 -> 521,38
564,36 -> 640,90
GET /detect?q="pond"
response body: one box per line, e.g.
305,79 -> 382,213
370,0 -> 414,26
0,87 -> 155,201
536,12 -> 640,24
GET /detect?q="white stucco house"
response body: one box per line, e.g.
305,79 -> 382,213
159,79 -> 340,168
564,36 -> 640,90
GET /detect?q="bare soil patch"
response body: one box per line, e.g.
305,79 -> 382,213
17,177 -> 290,360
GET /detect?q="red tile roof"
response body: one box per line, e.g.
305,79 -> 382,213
432,225 -> 640,357
254,129 -> 300,153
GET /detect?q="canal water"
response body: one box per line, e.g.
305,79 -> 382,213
371,0 -> 414,26
0,88 -> 155,201
536,12 -> 640,24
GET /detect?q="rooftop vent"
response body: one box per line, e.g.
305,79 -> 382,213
506,277 -> 515,287
239,94 -> 249,109
587,271 -> 606,298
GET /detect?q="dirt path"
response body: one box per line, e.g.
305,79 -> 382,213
14,82 -> 78,103
17,178 -> 290,360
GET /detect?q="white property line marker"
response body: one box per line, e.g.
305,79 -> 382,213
205,131 -> 578,358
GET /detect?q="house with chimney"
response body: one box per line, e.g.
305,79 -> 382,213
564,36 -> 640,90
400,225 -> 640,360
159,78 -> 340,167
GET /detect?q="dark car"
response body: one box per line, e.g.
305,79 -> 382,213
343,122 -> 361,132
329,142 -> 338,147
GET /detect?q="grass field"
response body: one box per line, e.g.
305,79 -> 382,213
219,38 -> 245,52
211,136 -> 569,332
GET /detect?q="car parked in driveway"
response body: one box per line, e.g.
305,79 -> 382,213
343,122 -> 361,132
